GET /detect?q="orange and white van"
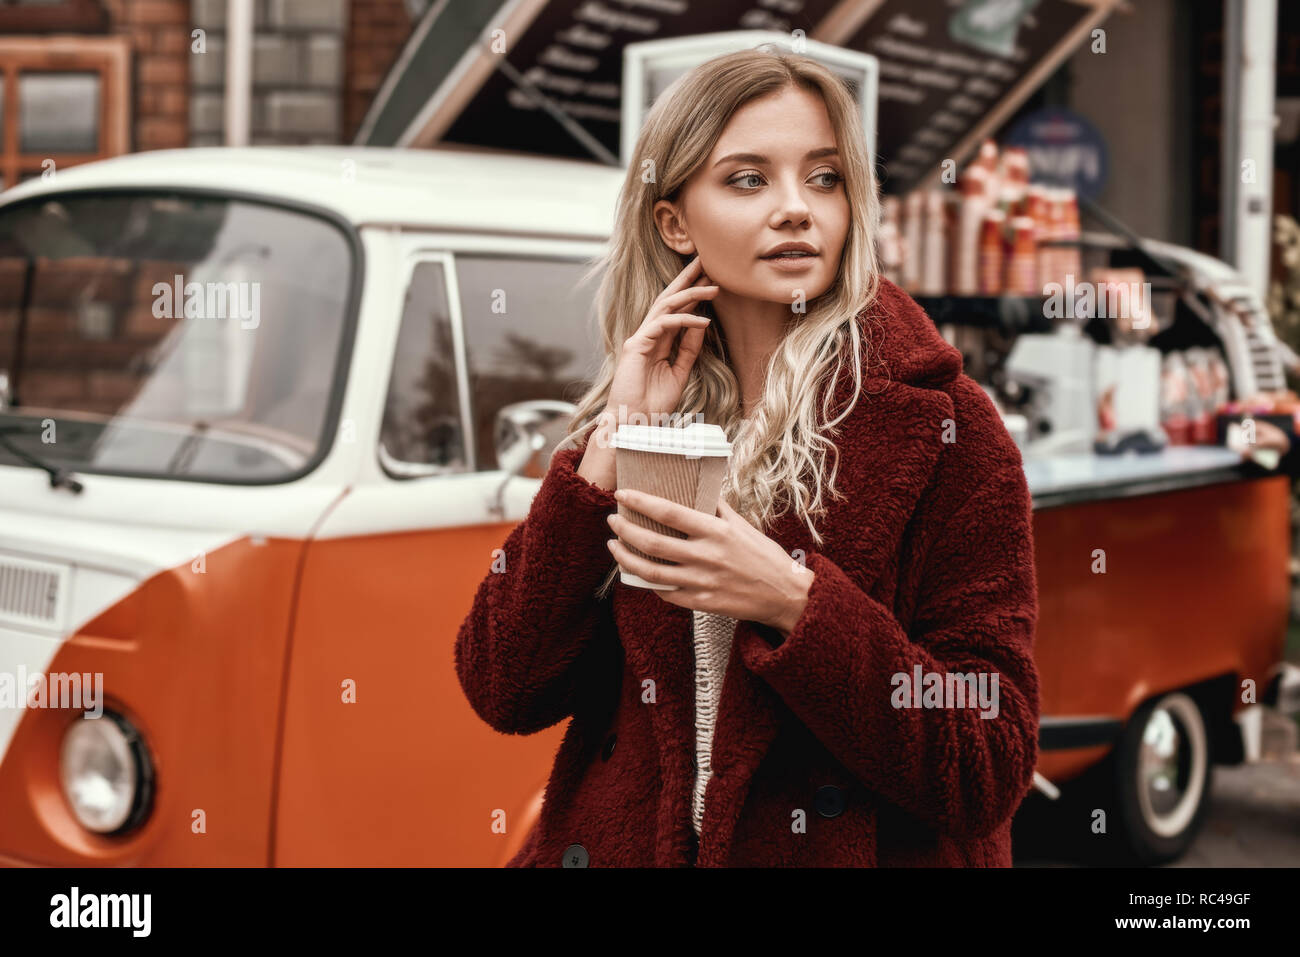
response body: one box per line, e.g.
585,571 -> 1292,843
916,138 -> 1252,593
0,145 -> 1295,867
0,146 -> 625,865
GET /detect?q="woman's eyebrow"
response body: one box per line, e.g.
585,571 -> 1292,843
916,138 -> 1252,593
712,146 -> 840,168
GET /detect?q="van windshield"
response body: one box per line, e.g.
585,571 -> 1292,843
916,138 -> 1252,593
0,192 -> 355,484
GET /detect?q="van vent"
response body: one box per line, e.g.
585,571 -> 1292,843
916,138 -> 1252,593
0,555 -> 67,630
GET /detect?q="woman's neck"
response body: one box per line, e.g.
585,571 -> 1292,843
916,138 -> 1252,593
711,290 -> 791,416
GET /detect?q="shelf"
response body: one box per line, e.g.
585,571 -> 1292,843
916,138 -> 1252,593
911,295 -> 1056,332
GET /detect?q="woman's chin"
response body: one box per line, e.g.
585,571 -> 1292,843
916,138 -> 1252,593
713,271 -> 833,306
750,277 -> 833,305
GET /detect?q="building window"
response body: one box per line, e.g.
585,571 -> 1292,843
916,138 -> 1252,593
0,36 -> 129,189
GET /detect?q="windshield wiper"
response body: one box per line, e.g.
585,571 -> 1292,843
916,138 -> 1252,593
0,424 -> 84,493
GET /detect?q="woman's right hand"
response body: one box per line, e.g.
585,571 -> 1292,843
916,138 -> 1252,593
604,254 -> 718,427
579,256 -> 717,488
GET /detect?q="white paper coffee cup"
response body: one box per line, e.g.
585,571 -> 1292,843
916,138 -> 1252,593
610,422 -> 732,590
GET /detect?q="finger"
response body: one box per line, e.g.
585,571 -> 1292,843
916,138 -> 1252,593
609,512 -> 695,563
639,314 -> 711,363
671,324 -> 707,374
660,254 -> 705,298
607,538 -> 692,588
634,313 -> 711,345
624,316 -> 706,364
660,284 -> 719,314
652,586 -> 691,609
615,488 -> 714,537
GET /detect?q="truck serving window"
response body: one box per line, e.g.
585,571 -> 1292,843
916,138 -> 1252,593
0,192 -> 356,484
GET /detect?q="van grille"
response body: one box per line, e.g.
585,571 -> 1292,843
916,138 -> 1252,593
0,556 -> 66,629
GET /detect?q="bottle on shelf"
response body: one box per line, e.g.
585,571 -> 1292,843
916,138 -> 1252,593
951,165 -> 988,296
920,190 -> 948,295
1006,215 -> 1039,295
901,190 -> 924,293
878,195 -> 903,286
977,208 -> 1006,296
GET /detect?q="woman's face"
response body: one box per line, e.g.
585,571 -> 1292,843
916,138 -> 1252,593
654,83 -> 850,305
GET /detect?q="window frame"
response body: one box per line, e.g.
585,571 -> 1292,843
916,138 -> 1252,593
377,250 -> 474,479
0,34 -> 130,189
376,235 -> 607,482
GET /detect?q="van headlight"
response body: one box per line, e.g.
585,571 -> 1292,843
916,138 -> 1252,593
59,711 -> 153,834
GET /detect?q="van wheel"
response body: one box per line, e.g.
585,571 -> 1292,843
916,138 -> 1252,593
1110,691 -> 1213,865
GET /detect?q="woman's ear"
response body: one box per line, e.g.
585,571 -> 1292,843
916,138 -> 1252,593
653,198 -> 695,256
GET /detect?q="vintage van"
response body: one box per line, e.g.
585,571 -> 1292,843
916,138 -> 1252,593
0,146 -> 626,865
0,146 -> 1294,866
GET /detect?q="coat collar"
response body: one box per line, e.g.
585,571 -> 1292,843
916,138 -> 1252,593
611,279 -> 964,864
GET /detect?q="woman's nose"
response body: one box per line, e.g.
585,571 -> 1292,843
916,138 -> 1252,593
768,178 -> 812,227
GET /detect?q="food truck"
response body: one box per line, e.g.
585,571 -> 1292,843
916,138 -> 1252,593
0,26 -> 1297,867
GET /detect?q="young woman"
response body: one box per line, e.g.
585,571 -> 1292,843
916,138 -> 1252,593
455,49 -> 1040,867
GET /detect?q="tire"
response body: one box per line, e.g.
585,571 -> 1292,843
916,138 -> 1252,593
1109,691 -> 1214,865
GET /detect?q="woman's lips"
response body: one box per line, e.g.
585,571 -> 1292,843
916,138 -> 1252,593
759,252 -> 820,271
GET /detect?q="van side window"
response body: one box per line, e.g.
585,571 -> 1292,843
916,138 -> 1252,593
455,255 -> 601,472
379,260 -> 466,471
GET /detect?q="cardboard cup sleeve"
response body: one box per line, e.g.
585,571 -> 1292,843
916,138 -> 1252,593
613,448 -> 730,591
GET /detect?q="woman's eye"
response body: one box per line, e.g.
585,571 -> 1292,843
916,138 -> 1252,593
728,170 -> 841,190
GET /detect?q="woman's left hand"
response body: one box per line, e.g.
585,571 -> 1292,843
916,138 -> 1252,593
606,487 -> 814,636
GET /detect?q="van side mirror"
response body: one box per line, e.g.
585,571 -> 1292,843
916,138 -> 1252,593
491,399 -> 578,519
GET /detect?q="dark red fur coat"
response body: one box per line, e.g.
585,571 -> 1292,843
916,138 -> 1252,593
455,277 -> 1040,867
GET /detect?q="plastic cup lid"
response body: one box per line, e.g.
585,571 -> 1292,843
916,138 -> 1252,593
610,421 -> 732,456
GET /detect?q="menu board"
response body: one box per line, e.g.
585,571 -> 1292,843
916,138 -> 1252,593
844,0 -> 1097,193
389,0 -> 1113,193
441,0 -> 844,160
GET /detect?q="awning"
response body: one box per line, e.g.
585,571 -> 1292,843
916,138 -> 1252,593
355,0 -> 1121,194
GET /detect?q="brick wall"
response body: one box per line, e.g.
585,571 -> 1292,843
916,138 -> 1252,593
189,0 -> 350,146
0,257 -> 185,416
344,0 -> 415,142
102,0 -> 193,151
82,0 -> 417,150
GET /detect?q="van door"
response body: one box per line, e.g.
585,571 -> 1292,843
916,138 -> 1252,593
275,234 -> 607,865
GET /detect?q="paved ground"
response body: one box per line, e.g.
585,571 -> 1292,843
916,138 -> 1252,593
1013,711 -> 1300,867
1168,752 -> 1300,867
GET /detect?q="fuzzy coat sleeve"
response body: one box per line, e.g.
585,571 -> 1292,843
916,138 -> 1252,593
736,406 -> 1040,839
454,431 -> 618,735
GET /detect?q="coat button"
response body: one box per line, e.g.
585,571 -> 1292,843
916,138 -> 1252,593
815,785 -> 845,818
601,733 -> 617,761
561,843 -> 589,868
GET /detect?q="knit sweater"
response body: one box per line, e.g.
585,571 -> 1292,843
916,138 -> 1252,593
691,608 -> 738,836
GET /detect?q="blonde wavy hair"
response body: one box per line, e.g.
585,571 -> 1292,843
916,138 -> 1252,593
559,48 -> 885,599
